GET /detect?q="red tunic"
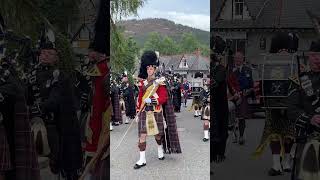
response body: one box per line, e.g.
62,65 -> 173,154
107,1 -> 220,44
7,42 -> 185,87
136,80 -> 168,112
85,61 -> 108,153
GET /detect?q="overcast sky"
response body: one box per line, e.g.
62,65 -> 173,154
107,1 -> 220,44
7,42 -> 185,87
125,0 -> 210,31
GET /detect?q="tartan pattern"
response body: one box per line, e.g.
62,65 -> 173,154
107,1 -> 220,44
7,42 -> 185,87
162,98 -> 182,154
201,105 -> 210,121
0,125 -> 12,171
112,93 -> 122,123
14,99 -> 40,180
254,109 -> 295,158
236,95 -> 250,119
138,111 -> 164,136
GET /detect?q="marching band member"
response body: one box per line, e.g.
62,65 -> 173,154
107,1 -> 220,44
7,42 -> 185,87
134,51 -> 181,169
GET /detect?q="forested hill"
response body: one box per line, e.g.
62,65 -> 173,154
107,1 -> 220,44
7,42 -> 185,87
117,18 -> 210,47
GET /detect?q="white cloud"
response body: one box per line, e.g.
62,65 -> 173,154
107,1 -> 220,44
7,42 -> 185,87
125,10 -> 210,31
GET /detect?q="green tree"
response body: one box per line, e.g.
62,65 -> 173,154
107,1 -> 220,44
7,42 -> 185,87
199,44 -> 210,56
143,32 -> 163,52
161,36 -> 179,55
110,0 -> 145,74
179,32 -> 200,53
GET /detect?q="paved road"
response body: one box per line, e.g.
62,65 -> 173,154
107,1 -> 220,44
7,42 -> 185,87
110,100 -> 210,180
212,118 -> 291,180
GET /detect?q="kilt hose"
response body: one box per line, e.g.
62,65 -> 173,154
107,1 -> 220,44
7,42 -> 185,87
0,125 -> 12,172
138,111 -> 164,137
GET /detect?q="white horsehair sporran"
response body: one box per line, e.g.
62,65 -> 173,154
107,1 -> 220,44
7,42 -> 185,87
146,111 -> 159,136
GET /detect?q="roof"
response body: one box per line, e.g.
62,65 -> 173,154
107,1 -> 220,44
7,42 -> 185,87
213,0 -> 320,30
159,54 -> 209,72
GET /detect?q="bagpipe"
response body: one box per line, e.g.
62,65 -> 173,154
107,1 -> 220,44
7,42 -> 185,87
291,52 -> 320,180
294,52 -> 320,137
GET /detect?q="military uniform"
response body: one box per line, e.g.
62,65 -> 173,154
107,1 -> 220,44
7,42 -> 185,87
200,87 -> 210,141
134,51 -> 181,170
233,64 -> 254,144
287,71 -> 320,179
254,32 -> 300,176
121,80 -> 136,123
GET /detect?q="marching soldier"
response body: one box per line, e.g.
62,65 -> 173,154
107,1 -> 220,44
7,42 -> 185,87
121,73 -> 136,124
288,40 -> 320,179
233,51 -> 254,145
0,55 -> 41,180
172,75 -> 182,112
182,78 -> 190,107
134,51 -> 181,169
254,32 -> 298,176
111,79 -> 122,128
200,83 -> 210,142
34,40 -> 83,180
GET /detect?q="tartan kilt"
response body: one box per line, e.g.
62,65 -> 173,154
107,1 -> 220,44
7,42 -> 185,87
236,95 -> 250,119
138,111 -> 164,136
0,125 -> 12,171
201,105 -> 210,121
14,100 -> 40,180
112,97 -> 122,123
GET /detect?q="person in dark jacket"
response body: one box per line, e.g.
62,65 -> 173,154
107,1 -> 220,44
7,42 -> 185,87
121,73 -> 136,124
172,77 -> 182,112
37,46 -> 83,180
211,54 -> 229,163
233,51 -> 254,145
287,40 -> 320,179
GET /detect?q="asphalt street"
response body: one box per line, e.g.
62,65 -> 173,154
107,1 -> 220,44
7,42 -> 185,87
110,100 -> 210,180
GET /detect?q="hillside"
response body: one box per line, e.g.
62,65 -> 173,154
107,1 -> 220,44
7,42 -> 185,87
117,18 -> 210,47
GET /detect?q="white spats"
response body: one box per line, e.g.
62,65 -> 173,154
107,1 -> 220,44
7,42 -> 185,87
125,116 -> 129,124
204,130 -> 209,139
272,154 -> 282,171
158,145 -> 164,159
136,151 -> 146,165
110,122 -> 113,131
282,153 -> 292,170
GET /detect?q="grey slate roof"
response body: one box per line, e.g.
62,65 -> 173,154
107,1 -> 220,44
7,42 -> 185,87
213,0 -> 320,29
159,54 -> 209,72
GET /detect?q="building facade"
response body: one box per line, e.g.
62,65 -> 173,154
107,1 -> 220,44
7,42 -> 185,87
212,0 -> 320,65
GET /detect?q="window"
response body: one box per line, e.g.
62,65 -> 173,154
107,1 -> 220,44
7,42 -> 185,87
235,0 -> 244,16
183,59 -> 187,67
227,39 -> 246,55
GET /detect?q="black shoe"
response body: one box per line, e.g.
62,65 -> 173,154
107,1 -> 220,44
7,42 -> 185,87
203,138 -> 209,142
133,163 -> 146,169
268,168 -> 282,176
158,157 -> 165,160
239,137 -> 245,145
194,115 -> 198,117
283,168 -> 291,172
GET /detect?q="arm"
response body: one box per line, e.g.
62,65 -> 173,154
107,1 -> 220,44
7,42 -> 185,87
154,85 -> 168,105
136,82 -> 144,111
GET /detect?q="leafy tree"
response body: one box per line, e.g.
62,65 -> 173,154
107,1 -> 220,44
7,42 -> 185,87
110,0 -> 145,74
143,32 -> 163,52
179,32 -> 200,53
161,36 -> 180,55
